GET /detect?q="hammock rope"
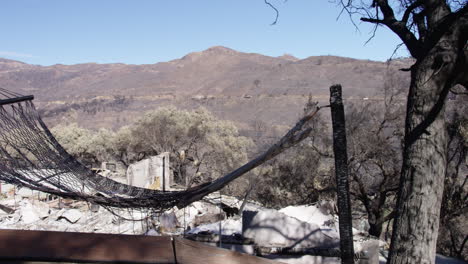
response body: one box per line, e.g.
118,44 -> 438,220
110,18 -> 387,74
0,88 -> 324,211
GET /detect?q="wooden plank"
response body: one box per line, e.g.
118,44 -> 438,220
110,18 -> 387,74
0,229 -> 174,263
0,229 -> 286,264
174,237 -> 284,264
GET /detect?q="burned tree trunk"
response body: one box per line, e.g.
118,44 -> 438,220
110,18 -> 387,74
388,14 -> 468,260
388,58 -> 451,264
330,84 -> 354,264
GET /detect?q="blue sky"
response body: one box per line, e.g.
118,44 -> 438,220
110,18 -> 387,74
0,0 -> 407,66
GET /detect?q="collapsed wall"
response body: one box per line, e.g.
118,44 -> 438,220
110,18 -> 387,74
126,152 -> 173,191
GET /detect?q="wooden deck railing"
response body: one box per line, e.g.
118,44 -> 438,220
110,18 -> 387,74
0,229 -> 282,264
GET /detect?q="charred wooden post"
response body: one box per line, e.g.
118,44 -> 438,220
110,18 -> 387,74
329,84 -> 354,264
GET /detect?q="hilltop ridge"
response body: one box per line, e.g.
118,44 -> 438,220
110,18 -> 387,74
0,46 -> 412,129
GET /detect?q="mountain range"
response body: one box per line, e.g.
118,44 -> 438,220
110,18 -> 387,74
0,46 -> 411,132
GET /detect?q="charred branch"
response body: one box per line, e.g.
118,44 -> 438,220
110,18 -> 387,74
361,0 -> 422,58
424,0 -> 452,29
402,0 -> 423,24
413,11 -> 428,42
264,0 -> 279,25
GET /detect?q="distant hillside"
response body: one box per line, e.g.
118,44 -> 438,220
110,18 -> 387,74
0,46 -> 412,130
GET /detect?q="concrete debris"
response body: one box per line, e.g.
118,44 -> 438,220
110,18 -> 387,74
159,211 -> 179,233
33,201 -> 50,219
144,229 -> 160,236
19,201 -> 42,224
193,212 -> 225,227
279,204 -> 334,227
16,188 -> 35,199
264,255 -> 340,264
0,187 -> 397,264
126,153 -> 172,191
174,204 -> 199,228
242,209 -> 339,249
188,218 -> 243,236
0,197 -> 150,235
172,200 -> 227,230
16,200 -> 50,224
194,201 -> 220,216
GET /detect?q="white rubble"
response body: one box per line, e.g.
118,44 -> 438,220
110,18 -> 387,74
17,188 -> 36,199
20,201 -> 42,224
0,197 -> 150,235
265,255 -> 340,264
33,201 -> 50,219
17,200 -> 50,224
144,229 -> 160,236
173,200 -> 227,230
0,183 -> 15,195
279,204 -> 334,227
0,190 -> 464,264
242,208 -> 339,248
174,204 -> 199,228
58,209 -> 82,223
188,218 -> 242,236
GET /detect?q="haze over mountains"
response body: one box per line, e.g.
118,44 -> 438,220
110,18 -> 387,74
0,46 -> 411,131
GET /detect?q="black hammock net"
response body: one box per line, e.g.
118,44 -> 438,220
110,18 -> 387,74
0,88 -> 196,211
0,88 -> 322,213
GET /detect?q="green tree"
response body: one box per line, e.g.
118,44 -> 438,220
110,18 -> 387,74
51,123 -> 113,166
123,107 -> 254,187
51,123 -> 95,165
88,128 -> 115,163
112,125 -> 138,167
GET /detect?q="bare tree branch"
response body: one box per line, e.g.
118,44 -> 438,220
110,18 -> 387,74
389,42 -> 405,60
177,104 -> 329,208
337,0 -> 362,31
364,23 -> 380,45
360,17 -> 421,58
424,0 -> 452,29
359,0 -> 422,57
413,11 -> 428,41
402,0 -> 423,24
264,0 -> 279,25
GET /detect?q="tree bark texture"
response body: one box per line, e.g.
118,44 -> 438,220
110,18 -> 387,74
388,21 -> 466,263
330,84 -> 355,264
